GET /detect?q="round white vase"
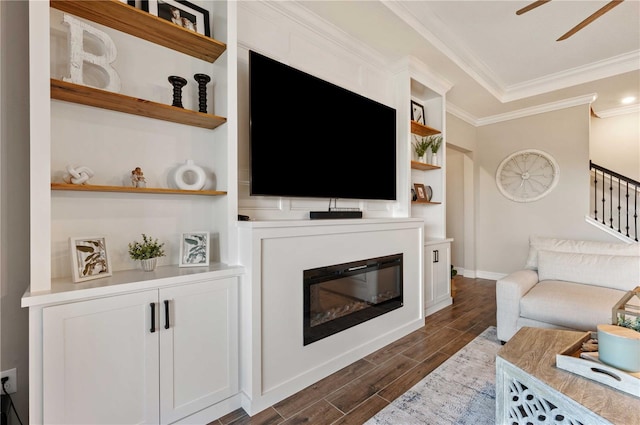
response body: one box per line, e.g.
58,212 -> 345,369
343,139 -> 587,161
173,160 -> 206,191
141,258 -> 158,272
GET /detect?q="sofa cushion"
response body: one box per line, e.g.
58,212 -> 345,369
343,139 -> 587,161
537,250 -> 640,291
520,280 -> 627,331
525,235 -> 640,270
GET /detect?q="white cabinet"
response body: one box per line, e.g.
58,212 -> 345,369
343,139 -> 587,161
41,277 -> 238,425
424,240 -> 452,316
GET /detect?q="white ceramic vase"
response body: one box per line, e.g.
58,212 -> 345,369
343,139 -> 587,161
431,153 -> 438,166
418,154 -> 426,163
141,258 -> 157,272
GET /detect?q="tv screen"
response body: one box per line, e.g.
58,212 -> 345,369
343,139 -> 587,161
249,50 -> 397,201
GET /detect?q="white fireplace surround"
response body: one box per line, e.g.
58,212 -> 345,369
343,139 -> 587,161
237,218 -> 424,415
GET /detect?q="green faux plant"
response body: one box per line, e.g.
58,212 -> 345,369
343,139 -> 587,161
617,314 -> 640,332
128,234 -> 166,260
451,264 -> 457,279
427,135 -> 443,154
413,137 -> 431,157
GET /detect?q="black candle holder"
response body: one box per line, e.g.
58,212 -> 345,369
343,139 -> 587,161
194,73 -> 211,113
168,75 -> 188,108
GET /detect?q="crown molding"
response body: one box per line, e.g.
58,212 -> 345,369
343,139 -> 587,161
596,103 -> 640,118
446,103 -> 479,127
502,51 -> 640,102
380,0 -> 506,101
448,93 -> 597,127
381,1 -> 639,105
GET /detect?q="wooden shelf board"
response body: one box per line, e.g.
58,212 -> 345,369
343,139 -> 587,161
411,120 -> 441,137
51,79 -> 226,130
411,160 -> 441,171
50,0 -> 226,63
412,200 -> 441,205
52,183 -> 227,196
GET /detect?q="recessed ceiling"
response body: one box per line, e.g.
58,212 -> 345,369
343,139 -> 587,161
297,0 -> 640,122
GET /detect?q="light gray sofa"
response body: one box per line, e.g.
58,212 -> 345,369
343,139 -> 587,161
496,236 -> 640,342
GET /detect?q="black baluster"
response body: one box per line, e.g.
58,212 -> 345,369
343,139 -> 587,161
635,183 -> 639,242
601,171 -> 605,225
194,73 -> 211,113
168,75 -> 188,108
617,177 -> 622,234
609,174 -> 614,229
592,165 -> 596,218
625,181 -> 630,238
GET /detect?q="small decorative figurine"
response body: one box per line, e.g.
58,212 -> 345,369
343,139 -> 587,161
63,164 -> 95,185
194,73 -> 211,113
168,75 -> 188,108
131,167 -> 147,188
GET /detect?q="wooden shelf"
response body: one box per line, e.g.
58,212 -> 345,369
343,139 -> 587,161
411,120 -> 441,137
50,0 -> 226,63
412,200 -> 441,205
51,79 -> 226,129
51,183 -> 227,196
411,161 -> 441,171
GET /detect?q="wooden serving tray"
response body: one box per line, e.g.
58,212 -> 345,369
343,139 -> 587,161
555,331 -> 640,398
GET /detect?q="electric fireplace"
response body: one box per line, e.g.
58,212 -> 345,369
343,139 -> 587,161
303,253 -> 403,345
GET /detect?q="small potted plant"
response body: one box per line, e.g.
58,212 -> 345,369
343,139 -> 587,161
128,233 -> 166,271
427,135 -> 443,165
413,137 -> 431,163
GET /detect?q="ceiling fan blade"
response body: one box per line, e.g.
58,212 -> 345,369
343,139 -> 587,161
557,0 -> 624,41
516,0 -> 551,15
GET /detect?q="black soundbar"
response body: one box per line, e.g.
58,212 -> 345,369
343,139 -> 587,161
310,211 -> 363,220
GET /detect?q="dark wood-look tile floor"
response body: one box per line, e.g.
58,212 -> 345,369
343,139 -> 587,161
209,277 -> 497,425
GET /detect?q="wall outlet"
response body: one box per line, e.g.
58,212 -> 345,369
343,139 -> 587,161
0,368 -> 17,394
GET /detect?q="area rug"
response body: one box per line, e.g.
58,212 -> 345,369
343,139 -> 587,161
365,326 -> 501,425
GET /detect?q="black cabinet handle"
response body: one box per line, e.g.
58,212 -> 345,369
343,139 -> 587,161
150,302 -> 156,333
434,250 -> 439,263
164,300 -> 170,329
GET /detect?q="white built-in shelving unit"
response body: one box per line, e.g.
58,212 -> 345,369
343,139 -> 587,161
24,1 -> 242,423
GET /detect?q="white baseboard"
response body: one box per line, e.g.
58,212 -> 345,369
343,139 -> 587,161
475,270 -> 508,281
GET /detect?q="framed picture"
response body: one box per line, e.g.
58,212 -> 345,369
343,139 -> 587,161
411,100 -> 425,125
414,183 -> 427,201
69,236 -> 112,283
179,231 -> 210,267
144,0 -> 211,37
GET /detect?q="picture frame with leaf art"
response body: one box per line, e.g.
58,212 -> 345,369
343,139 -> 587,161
179,231 -> 210,267
411,100 -> 425,125
70,236 -> 112,283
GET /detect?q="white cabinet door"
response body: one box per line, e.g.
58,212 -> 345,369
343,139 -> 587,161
424,242 -> 452,316
159,277 -> 238,424
43,290 -> 160,425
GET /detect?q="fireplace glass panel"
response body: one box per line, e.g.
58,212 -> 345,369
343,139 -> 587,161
303,253 -> 403,345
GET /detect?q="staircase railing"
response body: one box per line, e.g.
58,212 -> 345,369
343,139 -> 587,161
590,160 -> 639,242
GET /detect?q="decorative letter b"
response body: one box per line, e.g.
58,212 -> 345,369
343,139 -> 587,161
62,14 -> 121,92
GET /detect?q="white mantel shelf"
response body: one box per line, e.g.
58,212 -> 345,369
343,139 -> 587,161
22,263 -> 244,307
236,217 -> 425,229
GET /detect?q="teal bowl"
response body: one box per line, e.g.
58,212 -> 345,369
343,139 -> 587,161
597,324 -> 640,373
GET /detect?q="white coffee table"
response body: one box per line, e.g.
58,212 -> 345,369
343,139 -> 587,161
496,327 -> 640,425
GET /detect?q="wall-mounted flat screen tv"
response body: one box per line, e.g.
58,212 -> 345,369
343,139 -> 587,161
249,50 -> 397,201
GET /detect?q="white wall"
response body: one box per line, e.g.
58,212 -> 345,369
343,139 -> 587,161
590,112 -> 640,181
446,147 -> 464,268
1,1 -> 30,421
475,105 -> 621,276
445,113 -> 476,274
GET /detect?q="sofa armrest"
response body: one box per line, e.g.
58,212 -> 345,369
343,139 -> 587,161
496,269 -> 539,342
